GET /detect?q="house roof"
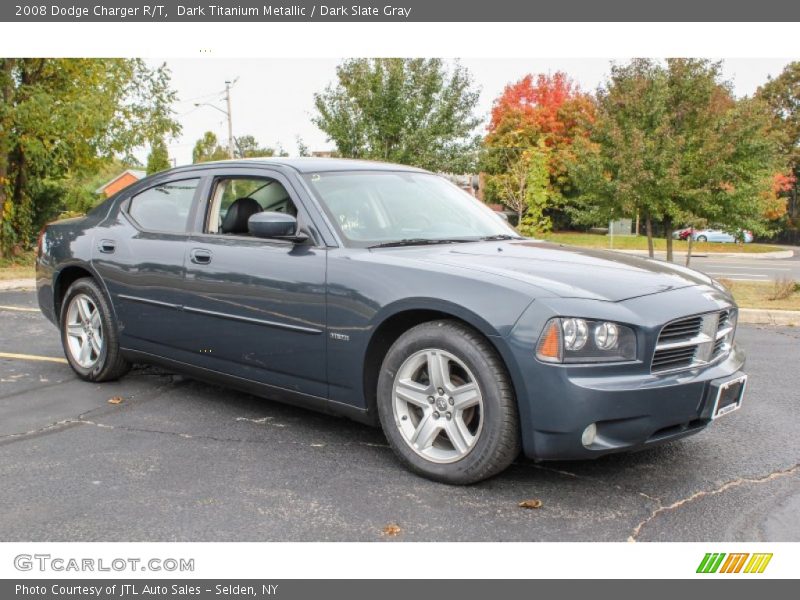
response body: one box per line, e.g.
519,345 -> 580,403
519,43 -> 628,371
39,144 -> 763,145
95,169 -> 147,194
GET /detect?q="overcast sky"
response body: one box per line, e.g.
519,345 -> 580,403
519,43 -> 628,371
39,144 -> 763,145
147,58 -> 794,166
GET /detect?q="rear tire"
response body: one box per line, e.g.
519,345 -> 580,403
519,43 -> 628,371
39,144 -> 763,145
697,235 -> 707,242
60,277 -> 130,382
376,320 -> 520,484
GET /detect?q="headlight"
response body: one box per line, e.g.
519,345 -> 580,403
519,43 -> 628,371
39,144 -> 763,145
536,318 -> 637,363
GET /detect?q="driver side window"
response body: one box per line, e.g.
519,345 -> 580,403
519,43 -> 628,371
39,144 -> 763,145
205,177 -> 297,235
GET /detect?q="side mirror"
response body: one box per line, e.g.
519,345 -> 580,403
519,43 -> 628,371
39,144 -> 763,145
248,212 -> 309,243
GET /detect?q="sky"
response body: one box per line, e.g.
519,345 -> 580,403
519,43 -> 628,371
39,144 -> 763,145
148,58 -> 795,167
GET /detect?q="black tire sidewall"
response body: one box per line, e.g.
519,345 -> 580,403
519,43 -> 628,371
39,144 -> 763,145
377,321 -> 518,484
60,278 -> 117,381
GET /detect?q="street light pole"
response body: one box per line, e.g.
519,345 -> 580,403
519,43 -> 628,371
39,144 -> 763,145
194,78 -> 237,159
224,80 -> 234,159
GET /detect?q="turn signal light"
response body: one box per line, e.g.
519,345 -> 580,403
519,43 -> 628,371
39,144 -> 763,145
536,319 -> 563,363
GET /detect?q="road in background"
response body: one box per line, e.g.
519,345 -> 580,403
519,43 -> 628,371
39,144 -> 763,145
0,289 -> 798,542
688,250 -> 800,282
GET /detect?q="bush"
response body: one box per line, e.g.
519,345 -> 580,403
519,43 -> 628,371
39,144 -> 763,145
768,277 -> 799,301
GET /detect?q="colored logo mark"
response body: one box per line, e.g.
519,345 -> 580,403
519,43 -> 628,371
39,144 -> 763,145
697,553 -> 773,574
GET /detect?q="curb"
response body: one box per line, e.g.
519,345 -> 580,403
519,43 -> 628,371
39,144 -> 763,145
0,278 -> 35,291
739,308 -> 800,327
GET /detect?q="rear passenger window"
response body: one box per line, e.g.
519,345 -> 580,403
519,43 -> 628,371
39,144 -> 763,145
127,179 -> 200,232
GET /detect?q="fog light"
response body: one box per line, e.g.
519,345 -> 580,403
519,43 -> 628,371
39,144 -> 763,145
581,423 -> 597,447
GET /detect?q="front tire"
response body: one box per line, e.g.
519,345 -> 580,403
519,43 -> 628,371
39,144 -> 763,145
60,277 -> 130,382
697,235 -> 708,242
376,320 -> 520,484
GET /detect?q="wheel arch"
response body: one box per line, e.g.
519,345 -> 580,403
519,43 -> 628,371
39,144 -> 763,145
53,262 -> 110,321
361,299 -> 523,421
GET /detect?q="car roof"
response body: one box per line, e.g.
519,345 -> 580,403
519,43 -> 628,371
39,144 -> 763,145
160,157 -> 429,176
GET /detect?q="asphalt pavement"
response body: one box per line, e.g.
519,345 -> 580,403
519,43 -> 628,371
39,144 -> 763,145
0,289 -> 798,542
687,251 -> 800,283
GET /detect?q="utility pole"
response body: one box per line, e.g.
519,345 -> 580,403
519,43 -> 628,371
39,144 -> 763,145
195,77 -> 238,159
224,80 -> 234,159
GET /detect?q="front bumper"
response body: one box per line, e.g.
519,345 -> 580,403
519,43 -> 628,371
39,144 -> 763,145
523,344 -> 745,460
503,285 -> 746,461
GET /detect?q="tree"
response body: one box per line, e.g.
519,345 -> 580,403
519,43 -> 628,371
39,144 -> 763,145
313,58 -> 482,173
569,59 -> 781,263
193,131 -> 277,163
296,136 -> 310,157
146,137 -> 171,174
234,134 -> 275,159
0,59 -> 181,255
192,131 -> 229,163
486,141 -> 551,231
482,72 -> 595,225
757,62 -> 800,235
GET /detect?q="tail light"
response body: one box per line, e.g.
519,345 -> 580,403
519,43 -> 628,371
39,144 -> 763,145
36,225 -> 47,258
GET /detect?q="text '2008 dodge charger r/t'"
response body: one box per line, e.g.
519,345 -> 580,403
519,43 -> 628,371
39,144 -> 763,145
36,158 -> 747,484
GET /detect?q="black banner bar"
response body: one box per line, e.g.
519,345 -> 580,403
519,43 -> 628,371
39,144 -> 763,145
2,580 -> 796,599
2,0 -> 799,22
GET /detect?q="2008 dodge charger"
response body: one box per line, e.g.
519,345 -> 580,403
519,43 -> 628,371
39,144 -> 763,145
36,158 -> 747,483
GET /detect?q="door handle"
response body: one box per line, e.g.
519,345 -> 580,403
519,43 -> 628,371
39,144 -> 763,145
190,248 -> 212,265
97,239 -> 116,254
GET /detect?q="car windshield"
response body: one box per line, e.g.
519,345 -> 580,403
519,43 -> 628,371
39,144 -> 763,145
302,170 -> 519,247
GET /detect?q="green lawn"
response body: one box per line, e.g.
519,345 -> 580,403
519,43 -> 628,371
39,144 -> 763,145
538,231 -> 781,254
717,280 -> 800,311
0,251 -> 35,281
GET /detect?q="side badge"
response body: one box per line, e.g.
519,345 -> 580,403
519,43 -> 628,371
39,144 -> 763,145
330,332 -> 350,342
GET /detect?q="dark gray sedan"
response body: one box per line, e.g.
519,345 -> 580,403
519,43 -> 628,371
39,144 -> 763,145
36,158 -> 747,483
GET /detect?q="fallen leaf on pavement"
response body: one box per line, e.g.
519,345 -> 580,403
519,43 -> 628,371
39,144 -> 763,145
107,396 -> 124,404
518,499 -> 543,509
382,524 -> 402,536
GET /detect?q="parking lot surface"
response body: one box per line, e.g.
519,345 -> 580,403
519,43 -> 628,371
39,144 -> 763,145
0,289 -> 798,542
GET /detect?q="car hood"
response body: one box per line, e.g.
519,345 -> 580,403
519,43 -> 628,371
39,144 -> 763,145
376,240 -> 716,302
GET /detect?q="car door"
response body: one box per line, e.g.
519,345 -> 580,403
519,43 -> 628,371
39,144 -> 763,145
180,167 -> 328,398
92,175 -> 204,353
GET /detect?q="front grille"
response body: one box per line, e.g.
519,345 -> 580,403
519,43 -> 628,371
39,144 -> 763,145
658,316 -> 703,341
651,345 -> 698,371
652,308 -> 736,374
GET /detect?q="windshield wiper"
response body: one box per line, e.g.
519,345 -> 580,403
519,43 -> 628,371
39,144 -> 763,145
368,238 -> 473,249
478,234 -> 523,241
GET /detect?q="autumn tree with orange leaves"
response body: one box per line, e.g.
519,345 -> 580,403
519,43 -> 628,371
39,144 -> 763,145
481,72 -> 595,233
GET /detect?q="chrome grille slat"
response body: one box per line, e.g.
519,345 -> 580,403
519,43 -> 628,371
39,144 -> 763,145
652,308 -> 735,374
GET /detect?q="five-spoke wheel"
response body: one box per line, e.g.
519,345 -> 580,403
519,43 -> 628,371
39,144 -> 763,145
392,349 -> 483,463
60,277 -> 130,382
378,320 -> 520,484
65,293 -> 104,369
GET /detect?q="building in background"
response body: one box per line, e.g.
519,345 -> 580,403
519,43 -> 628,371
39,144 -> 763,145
95,169 -> 147,198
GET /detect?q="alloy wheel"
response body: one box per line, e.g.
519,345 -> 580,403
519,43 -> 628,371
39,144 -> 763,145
392,348 -> 484,464
65,293 -> 104,369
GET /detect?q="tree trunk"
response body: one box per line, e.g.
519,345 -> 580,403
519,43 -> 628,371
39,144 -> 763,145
645,214 -> 654,258
664,217 -> 674,263
685,229 -> 694,267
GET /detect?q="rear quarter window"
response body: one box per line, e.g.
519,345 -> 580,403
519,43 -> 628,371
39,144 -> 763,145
127,179 -> 200,232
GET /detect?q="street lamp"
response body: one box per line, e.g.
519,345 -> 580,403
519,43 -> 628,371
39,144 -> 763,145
194,79 -> 236,159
